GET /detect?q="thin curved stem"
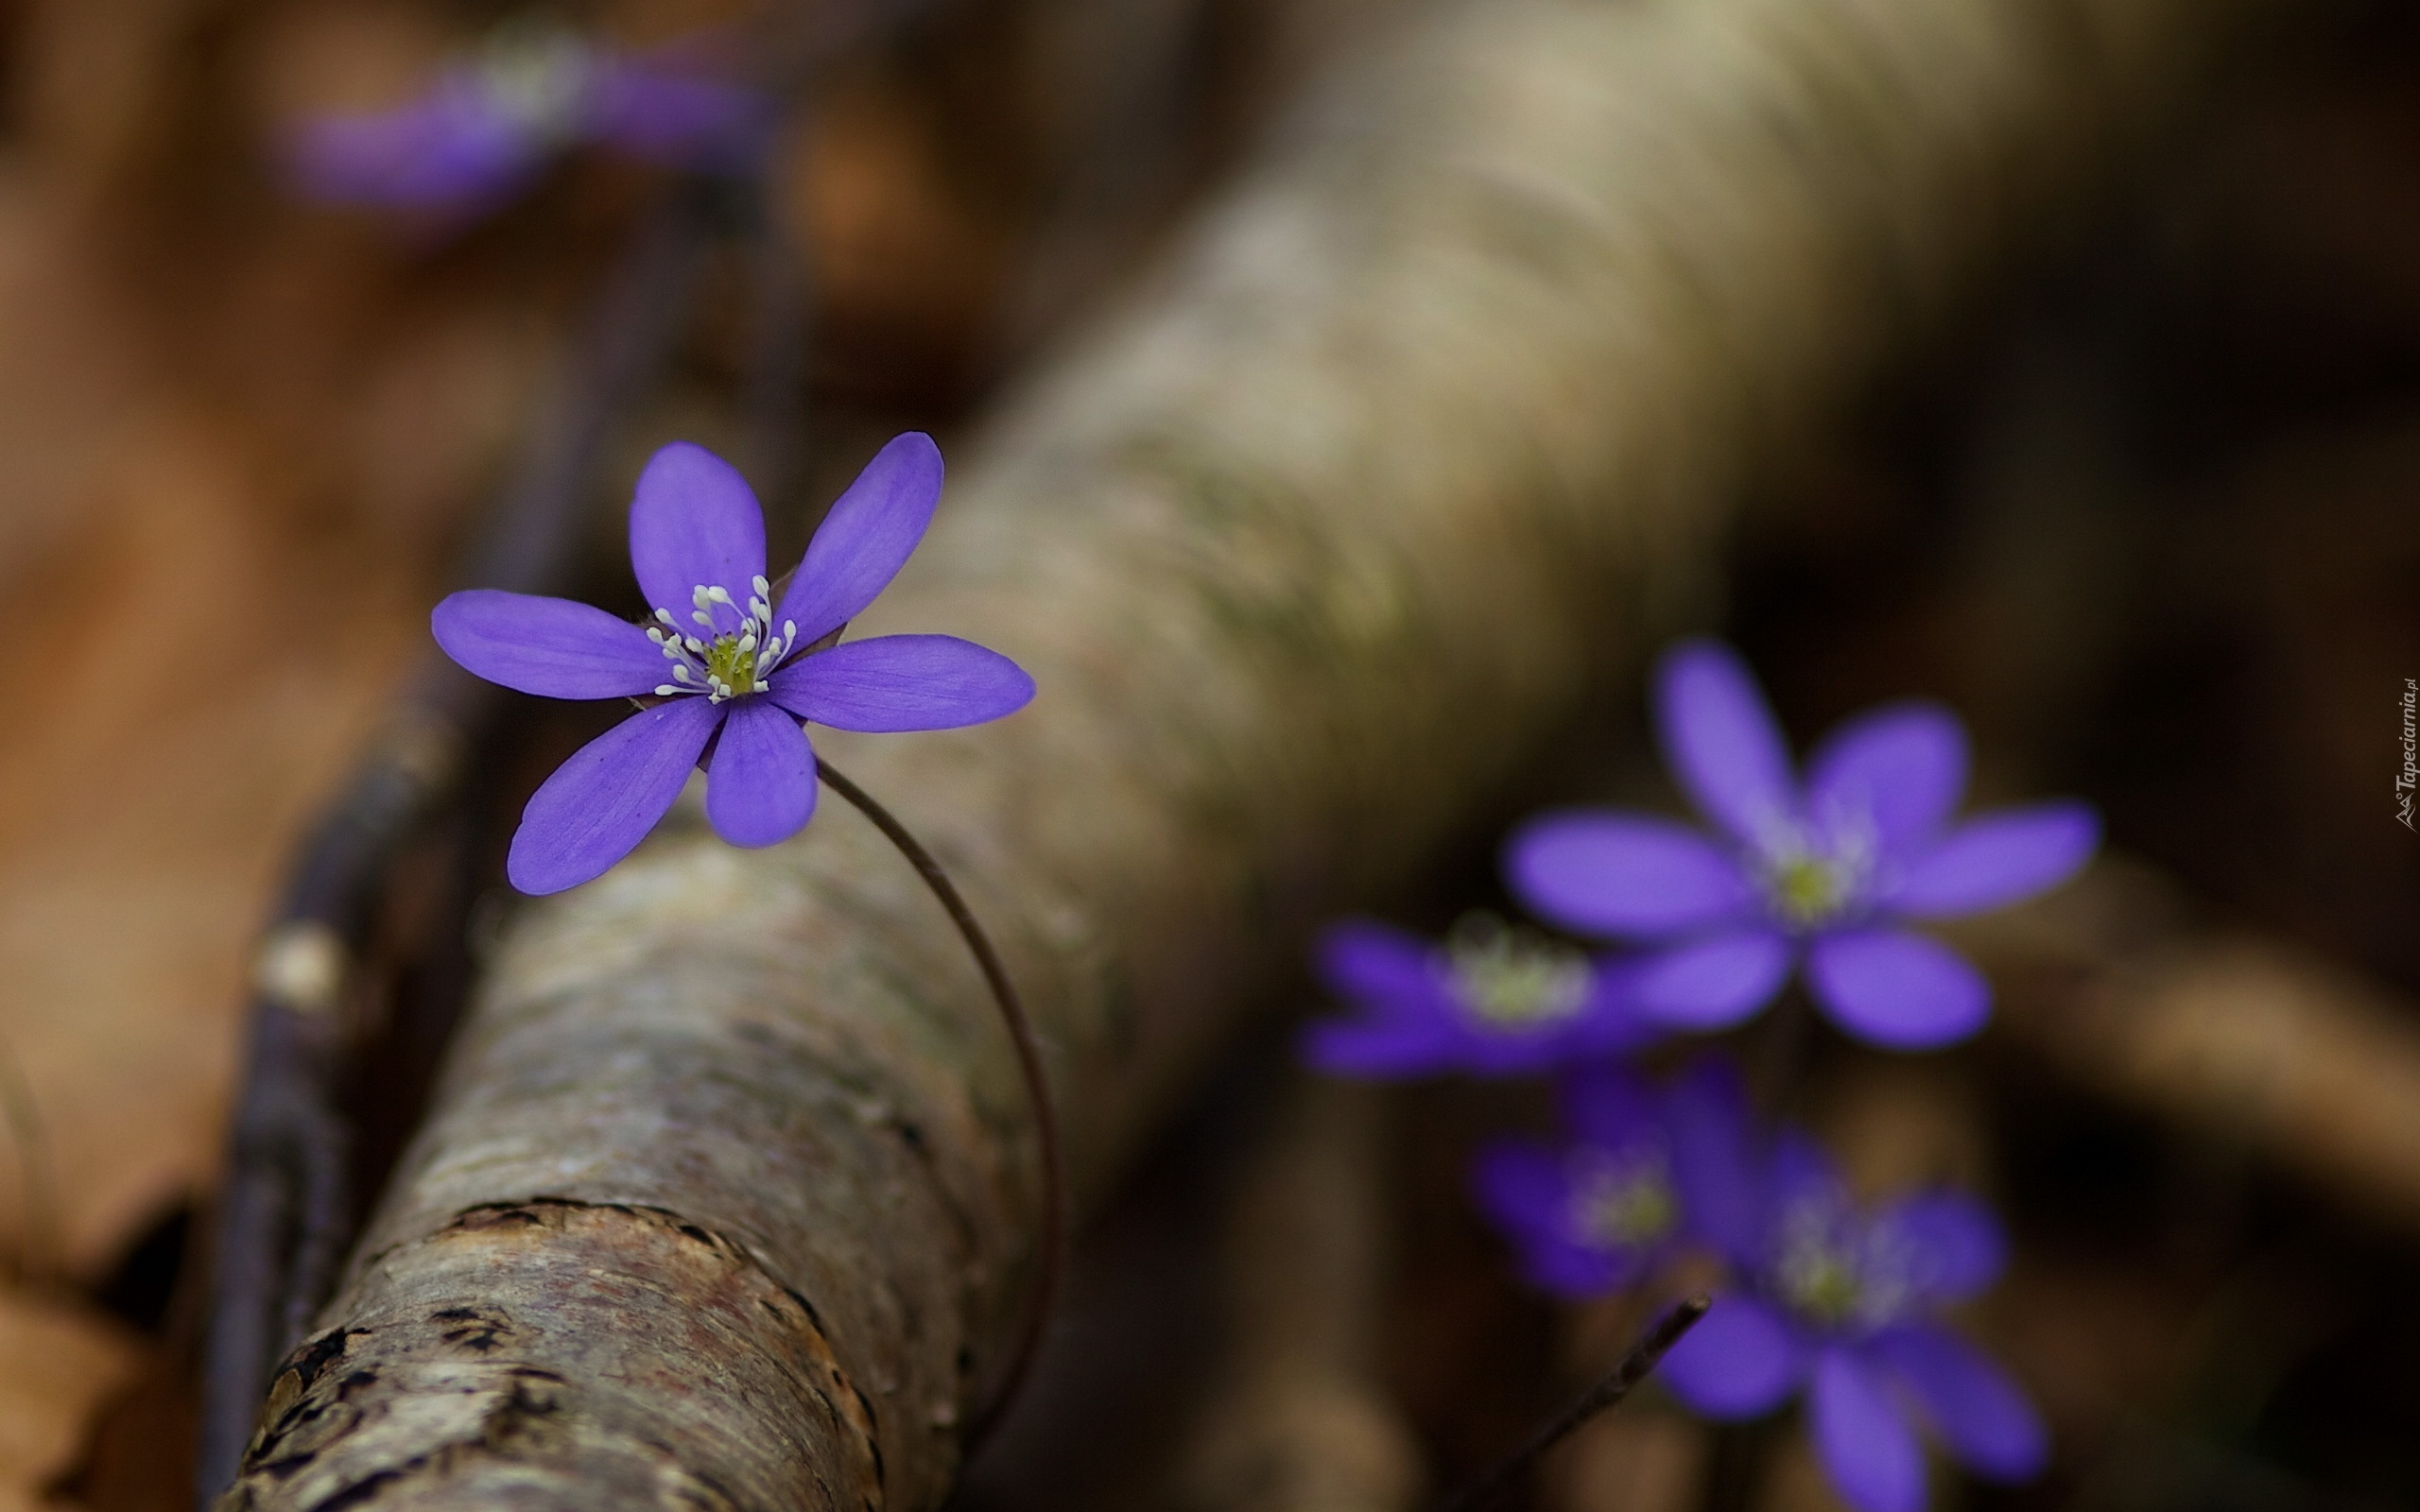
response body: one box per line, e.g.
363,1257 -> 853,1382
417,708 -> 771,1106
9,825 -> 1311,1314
1434,1294 -> 1711,1512
814,759 -> 1064,1448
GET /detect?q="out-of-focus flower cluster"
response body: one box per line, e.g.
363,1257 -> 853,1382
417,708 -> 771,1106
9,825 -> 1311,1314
1303,639 -> 2097,1512
282,24 -> 772,225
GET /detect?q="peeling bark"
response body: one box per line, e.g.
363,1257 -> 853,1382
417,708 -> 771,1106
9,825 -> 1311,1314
231,1201 -> 880,1512
222,0 -> 2276,1504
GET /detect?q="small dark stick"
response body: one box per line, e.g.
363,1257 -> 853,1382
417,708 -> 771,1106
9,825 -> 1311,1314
1435,1294 -> 1712,1512
813,759 -> 1065,1448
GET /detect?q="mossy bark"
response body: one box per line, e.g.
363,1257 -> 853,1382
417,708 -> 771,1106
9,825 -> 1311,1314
221,0 -> 2268,1504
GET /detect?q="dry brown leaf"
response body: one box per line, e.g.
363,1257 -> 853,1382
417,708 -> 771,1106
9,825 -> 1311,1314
0,410 -> 422,1275
0,1286 -> 142,1511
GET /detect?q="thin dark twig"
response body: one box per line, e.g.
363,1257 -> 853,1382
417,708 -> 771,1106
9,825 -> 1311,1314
1435,1295 -> 1713,1512
813,759 -> 1065,1448
0,1035 -> 58,1286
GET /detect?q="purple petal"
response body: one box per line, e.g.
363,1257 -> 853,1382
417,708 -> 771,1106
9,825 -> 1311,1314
1805,703 -> 1968,860
1655,640 -> 1798,845
1769,1129 -> 1848,1213
1313,920 -> 1443,1011
1811,1347 -> 1928,1512
704,699 -> 818,848
507,698 -> 723,895
587,60 -> 769,166
1871,1326 -> 2047,1483
775,433 -> 944,646
432,590 -> 667,699
1297,1015 -> 1459,1078
1473,1143 -> 1641,1296
1659,1295 -> 1807,1419
1518,1238 -> 1640,1298
767,634 -> 1034,732
1565,967 -> 1664,1057
1505,812 -> 1754,939
1633,929 -> 1792,1030
1559,1063 -> 1659,1151
1472,1142 -> 1568,1232
1879,1193 -> 2006,1304
285,81 -> 541,211
1806,929 -> 1989,1050
1888,802 -> 2099,919
1665,1057 -> 1767,1264
630,441 -> 769,626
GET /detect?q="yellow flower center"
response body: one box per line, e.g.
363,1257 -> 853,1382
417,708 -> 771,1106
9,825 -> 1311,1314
645,577 -> 800,703
1569,1159 -> 1678,1250
1779,1242 -> 1863,1325
1773,1202 -> 1910,1330
1766,851 -> 1849,928
1446,914 -> 1592,1028
1754,815 -> 1876,932
476,26 -> 595,142
704,634 -> 758,696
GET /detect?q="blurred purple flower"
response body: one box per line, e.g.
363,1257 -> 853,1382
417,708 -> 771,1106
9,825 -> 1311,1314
286,27 -> 770,219
1505,639 -> 2098,1050
434,434 -> 1033,895
1656,1064 -> 2045,1512
1471,1063 -> 1695,1296
1300,914 -> 1654,1078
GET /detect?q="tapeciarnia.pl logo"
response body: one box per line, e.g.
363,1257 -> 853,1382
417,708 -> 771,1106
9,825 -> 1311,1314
2399,678 -> 2417,832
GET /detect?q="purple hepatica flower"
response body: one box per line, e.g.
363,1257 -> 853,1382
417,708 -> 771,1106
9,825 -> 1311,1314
288,27 -> 769,219
1505,639 -> 2098,1050
1299,913 -> 1654,1078
1657,1068 -> 2045,1512
1472,1064 -> 1690,1297
433,434 -> 1034,895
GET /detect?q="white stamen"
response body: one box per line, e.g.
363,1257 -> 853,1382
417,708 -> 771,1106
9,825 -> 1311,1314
706,586 -> 734,605
655,685 -> 677,696
672,666 -> 693,681
752,575 -> 770,595
692,610 -> 714,627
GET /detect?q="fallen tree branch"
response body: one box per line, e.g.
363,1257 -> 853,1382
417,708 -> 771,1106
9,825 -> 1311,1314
196,180 -> 720,1501
218,0 -> 2282,1504
1959,857 -> 2420,1239
812,759 -> 1066,1447
1176,1074 -> 1418,1512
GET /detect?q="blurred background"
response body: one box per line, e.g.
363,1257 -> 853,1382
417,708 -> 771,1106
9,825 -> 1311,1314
0,0 -> 2416,1508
